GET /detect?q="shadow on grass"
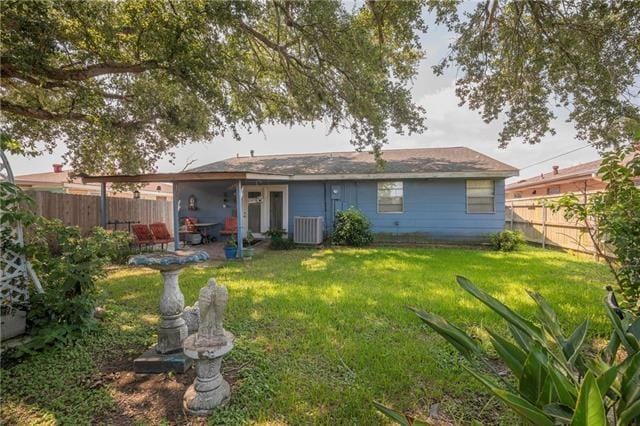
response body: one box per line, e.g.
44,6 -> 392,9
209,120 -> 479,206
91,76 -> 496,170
1,246 -> 612,425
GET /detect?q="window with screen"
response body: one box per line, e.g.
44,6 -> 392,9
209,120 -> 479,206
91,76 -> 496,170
467,180 -> 495,213
377,182 -> 403,213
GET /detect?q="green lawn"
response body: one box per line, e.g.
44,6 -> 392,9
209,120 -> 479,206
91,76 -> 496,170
1,246 -> 612,424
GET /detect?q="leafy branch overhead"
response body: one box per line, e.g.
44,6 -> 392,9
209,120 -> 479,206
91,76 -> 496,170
428,0 -> 640,148
0,0 -> 427,175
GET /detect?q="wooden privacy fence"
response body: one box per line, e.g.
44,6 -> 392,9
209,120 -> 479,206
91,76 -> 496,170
27,191 -> 173,235
505,193 -> 601,256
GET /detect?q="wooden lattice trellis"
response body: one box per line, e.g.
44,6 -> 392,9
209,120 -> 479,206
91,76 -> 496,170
0,150 -> 42,314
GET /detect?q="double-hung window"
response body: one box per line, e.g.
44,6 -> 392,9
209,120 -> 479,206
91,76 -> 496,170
377,182 -> 403,213
466,180 -> 495,213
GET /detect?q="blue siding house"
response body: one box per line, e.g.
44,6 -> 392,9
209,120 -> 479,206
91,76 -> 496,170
84,147 -> 518,252
172,147 -> 518,244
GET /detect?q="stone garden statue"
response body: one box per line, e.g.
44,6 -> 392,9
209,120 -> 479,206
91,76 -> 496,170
195,279 -> 228,347
183,278 -> 234,416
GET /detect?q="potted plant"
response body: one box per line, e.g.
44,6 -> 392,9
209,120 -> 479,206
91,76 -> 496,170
243,231 -> 255,259
223,236 -> 237,259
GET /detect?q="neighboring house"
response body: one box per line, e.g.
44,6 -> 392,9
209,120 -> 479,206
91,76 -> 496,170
506,151 -> 640,200
15,164 -> 173,201
84,147 -> 518,244
505,161 -> 604,199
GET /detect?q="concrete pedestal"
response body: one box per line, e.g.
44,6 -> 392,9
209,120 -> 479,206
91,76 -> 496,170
183,331 -> 234,416
156,269 -> 188,354
133,346 -> 193,374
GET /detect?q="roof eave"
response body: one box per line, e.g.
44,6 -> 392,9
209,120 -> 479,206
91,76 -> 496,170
81,171 -> 292,183
506,171 -> 597,190
82,169 -> 518,184
288,171 -> 518,180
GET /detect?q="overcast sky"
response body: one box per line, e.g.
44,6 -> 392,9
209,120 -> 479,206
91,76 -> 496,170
7,4 -> 600,182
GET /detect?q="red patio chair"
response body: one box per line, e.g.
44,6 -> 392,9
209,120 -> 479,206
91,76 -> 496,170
149,222 -> 173,251
132,224 -> 155,250
219,216 -> 237,236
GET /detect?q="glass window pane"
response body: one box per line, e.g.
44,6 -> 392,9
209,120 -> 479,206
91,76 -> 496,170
378,181 -> 403,213
379,203 -> 403,213
467,180 -> 494,213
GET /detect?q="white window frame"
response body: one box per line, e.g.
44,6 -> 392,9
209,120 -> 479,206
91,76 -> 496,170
377,181 -> 404,214
466,180 -> 495,214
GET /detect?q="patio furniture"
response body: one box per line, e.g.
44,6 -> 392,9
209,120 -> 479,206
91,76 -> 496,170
193,222 -> 220,243
132,224 -> 155,250
181,217 -> 203,245
150,222 -> 173,251
219,217 -> 237,237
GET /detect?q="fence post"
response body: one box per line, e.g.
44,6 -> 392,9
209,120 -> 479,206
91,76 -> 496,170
99,182 -> 108,228
541,202 -> 547,249
509,200 -> 514,230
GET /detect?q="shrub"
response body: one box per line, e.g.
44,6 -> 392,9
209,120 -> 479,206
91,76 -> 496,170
265,228 -> 295,250
332,207 -> 373,247
489,230 -> 524,251
554,146 -> 640,313
376,277 -> 640,425
7,218 -> 129,357
90,226 -> 133,264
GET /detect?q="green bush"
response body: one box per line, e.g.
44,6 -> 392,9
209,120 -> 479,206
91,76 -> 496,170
7,219 -> 131,357
265,228 -> 295,250
377,277 -> 640,426
554,146 -> 640,313
489,230 -> 524,251
90,226 -> 133,264
332,207 -> 373,247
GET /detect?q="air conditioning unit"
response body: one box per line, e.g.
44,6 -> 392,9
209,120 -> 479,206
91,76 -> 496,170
293,216 -> 324,244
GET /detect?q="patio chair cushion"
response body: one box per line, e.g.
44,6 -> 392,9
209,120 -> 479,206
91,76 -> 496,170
219,216 -> 237,235
149,222 -> 173,243
184,217 -> 198,233
132,224 -> 155,245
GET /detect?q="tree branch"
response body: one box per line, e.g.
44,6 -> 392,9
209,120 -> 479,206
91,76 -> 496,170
1,59 -> 159,84
1,99 -> 91,122
1,99 -> 145,129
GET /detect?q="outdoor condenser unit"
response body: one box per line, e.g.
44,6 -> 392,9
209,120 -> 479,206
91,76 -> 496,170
293,216 -> 324,244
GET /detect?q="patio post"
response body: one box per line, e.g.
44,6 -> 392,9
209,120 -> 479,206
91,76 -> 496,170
236,180 -> 243,258
173,183 -> 180,250
99,182 -> 108,228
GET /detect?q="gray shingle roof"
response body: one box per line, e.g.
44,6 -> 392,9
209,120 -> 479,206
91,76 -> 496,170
188,147 -> 518,176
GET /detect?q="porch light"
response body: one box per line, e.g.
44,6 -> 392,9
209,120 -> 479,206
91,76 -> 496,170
133,190 -> 140,199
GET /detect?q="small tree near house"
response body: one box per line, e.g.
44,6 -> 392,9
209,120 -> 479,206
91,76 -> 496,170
554,143 -> 640,314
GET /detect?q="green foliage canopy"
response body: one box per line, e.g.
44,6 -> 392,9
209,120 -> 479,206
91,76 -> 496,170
428,0 -> 640,148
554,145 -> 640,313
0,0 -> 426,175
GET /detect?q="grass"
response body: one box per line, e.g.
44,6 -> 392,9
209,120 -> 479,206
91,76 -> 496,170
1,245 -> 613,424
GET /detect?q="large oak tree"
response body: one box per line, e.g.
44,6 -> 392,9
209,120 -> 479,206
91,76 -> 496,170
1,0 -> 426,174
2,1 -> 639,176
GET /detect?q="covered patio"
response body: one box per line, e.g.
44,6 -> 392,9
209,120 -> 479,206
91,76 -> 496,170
82,171 -> 292,258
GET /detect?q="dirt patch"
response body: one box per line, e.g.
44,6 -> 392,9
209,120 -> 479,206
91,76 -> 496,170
95,354 -> 241,425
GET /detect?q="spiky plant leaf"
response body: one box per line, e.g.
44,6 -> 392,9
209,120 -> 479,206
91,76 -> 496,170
465,367 -> 554,426
456,276 -> 542,339
373,401 -> 433,426
409,307 -> 480,360
486,328 -> 526,378
570,372 -> 606,426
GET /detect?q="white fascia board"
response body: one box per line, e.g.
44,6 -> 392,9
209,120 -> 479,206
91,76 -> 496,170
287,171 -> 519,181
